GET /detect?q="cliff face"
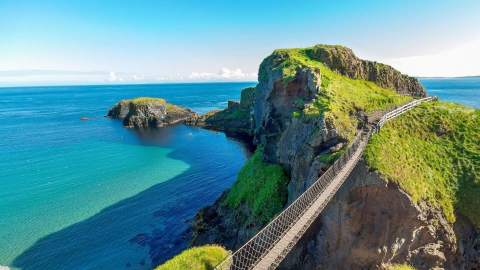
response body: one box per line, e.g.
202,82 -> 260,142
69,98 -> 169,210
253,45 -> 422,200
191,87 -> 255,138
190,44 -> 479,269
107,97 -> 197,128
278,160 -> 479,270
191,192 -> 265,251
254,55 -> 340,201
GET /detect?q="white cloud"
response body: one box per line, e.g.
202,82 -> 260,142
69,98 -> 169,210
0,70 -> 112,86
0,67 -> 257,87
381,39 -> 480,77
0,70 -> 172,86
189,68 -> 257,81
108,71 -> 118,82
132,74 -> 144,81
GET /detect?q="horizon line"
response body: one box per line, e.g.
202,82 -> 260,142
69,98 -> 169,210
0,80 -> 259,89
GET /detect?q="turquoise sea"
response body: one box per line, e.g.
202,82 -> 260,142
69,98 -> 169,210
0,79 -> 478,270
0,83 -> 254,270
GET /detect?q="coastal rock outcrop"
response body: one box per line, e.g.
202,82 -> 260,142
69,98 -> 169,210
192,44 -> 427,247
107,97 -> 197,128
191,192 -> 264,251
253,45 -> 424,200
254,59 -> 340,201
189,87 -> 255,138
190,44 -> 480,269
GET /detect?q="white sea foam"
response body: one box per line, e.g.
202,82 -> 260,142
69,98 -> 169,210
0,265 -> 10,270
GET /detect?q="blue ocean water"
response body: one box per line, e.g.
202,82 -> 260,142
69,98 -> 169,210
0,79 -> 478,270
0,83 -> 254,270
420,77 -> 480,108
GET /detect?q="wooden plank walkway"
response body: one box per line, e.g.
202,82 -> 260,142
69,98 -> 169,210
253,137 -> 367,270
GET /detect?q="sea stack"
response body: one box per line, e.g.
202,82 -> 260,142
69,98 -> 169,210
107,97 -> 198,128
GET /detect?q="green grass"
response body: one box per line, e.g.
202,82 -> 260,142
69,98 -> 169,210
224,147 -> 289,223
385,264 -> 416,270
119,97 -> 189,114
265,46 -> 411,140
365,101 -> 480,227
317,147 -> 346,164
154,245 -> 228,270
208,107 -> 249,121
203,87 -> 254,123
121,97 -> 167,105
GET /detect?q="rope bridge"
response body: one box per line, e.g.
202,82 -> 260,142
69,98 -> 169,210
216,96 -> 437,270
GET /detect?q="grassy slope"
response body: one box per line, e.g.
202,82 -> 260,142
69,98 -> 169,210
224,147 -> 289,223
155,245 -> 228,270
365,101 -> 480,226
121,97 -> 167,105
205,106 -> 249,121
270,46 -> 412,140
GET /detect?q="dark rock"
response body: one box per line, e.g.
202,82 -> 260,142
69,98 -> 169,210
306,45 -> 426,97
107,97 -> 197,128
190,193 -> 264,250
254,57 -> 343,200
188,87 -> 255,138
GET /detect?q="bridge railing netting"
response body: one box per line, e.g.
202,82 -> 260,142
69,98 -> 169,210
216,96 -> 436,270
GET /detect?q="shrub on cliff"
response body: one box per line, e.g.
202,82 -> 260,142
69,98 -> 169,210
365,101 -> 480,227
154,245 -> 228,270
225,147 -> 289,223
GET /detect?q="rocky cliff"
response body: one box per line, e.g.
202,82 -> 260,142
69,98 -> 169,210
280,102 -> 480,269
190,45 -> 479,269
278,160 -> 479,270
253,45 -> 417,200
189,87 -> 255,138
304,45 -> 426,97
107,97 -> 197,128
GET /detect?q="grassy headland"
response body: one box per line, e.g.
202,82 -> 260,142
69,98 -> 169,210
365,101 -> 480,226
223,45 -> 414,224
265,45 -> 412,140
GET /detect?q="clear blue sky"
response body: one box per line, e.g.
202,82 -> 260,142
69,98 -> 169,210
1,0 -> 479,86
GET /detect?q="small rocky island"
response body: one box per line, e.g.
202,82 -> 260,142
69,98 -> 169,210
107,97 -> 197,128
107,95 -> 255,138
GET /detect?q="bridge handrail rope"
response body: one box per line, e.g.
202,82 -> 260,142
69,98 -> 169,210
215,96 -> 436,270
